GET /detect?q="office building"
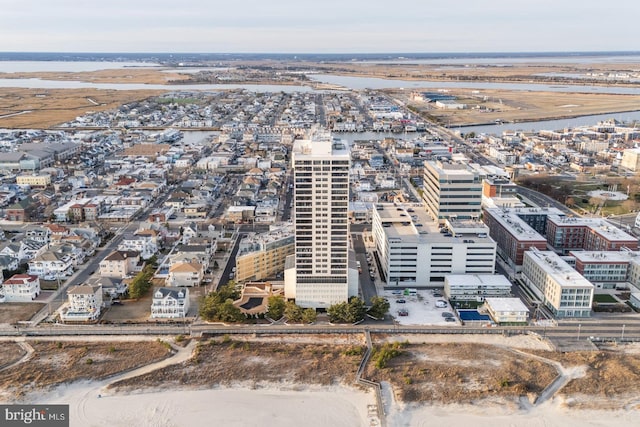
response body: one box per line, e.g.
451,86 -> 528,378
422,159 -> 482,224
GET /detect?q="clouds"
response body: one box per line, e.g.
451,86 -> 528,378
0,0 -> 637,52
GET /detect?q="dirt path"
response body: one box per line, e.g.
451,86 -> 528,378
509,348 -> 587,406
70,340 -> 197,426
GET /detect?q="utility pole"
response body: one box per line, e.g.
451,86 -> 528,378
577,323 -> 581,341
621,324 -> 626,341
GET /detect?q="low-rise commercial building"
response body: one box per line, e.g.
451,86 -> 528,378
483,297 -> 529,324
444,274 -> 512,301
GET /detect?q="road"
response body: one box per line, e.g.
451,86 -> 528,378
516,186 -> 574,215
351,232 -> 377,304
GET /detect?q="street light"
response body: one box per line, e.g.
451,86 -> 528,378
577,323 -> 581,341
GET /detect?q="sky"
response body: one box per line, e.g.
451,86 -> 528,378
1,0 -> 638,53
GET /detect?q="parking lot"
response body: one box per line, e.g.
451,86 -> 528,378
384,289 -> 459,326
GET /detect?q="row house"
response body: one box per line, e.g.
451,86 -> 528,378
150,287 -> 190,318
1,274 -> 40,302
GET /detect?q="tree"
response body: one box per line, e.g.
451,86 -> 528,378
266,296 -> 286,320
367,296 -> 390,320
301,308 -> 317,324
284,301 -> 304,323
328,297 -> 366,323
198,284 -> 243,322
216,300 -> 245,323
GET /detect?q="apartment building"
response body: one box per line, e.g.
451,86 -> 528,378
1,274 -> 40,302
61,284 -> 103,322
235,226 -> 294,283
284,131 -> 357,308
546,215 -> 638,254
522,249 -> 594,318
569,250 -> 632,287
16,174 -> 51,188
482,207 -> 548,273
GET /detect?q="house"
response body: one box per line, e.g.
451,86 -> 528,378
118,233 -> 158,260
150,287 -> 190,318
60,284 -> 103,322
167,262 -> 203,287
99,250 -> 142,278
0,255 -> 19,273
28,251 -> 74,279
1,274 -> 40,302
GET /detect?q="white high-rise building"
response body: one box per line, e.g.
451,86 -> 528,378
284,130 -> 357,308
423,159 -> 482,223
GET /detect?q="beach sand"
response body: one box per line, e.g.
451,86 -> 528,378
28,382 -> 375,427
21,378 -> 639,427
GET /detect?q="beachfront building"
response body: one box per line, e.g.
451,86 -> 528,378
422,159 -> 482,224
284,130 -> 357,308
1,274 -> 40,302
546,215 -> 638,255
483,297 -> 529,325
521,249 -> 594,318
372,204 -> 496,288
482,207 -> 548,274
444,274 -> 512,301
60,284 -> 103,322
235,225 -> 294,283
150,287 -> 190,318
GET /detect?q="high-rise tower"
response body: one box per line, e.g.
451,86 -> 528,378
284,130 -> 356,308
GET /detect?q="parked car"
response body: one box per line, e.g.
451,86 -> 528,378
398,309 -> 409,316
397,299 -> 406,304
445,317 -> 456,322
441,312 -> 454,318
435,300 -> 448,308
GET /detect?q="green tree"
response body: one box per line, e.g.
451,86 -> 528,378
266,296 -> 286,320
216,300 -> 245,323
284,301 -> 304,323
367,296 -> 390,320
328,297 -> 366,323
301,308 -> 317,324
198,283 -> 243,322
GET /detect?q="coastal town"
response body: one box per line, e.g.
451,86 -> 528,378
1,57 -> 640,427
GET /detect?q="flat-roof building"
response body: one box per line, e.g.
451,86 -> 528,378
373,204 -> 496,287
546,215 -> 638,255
522,249 -> 594,318
444,274 -> 512,301
483,207 -> 548,272
422,159 -> 482,224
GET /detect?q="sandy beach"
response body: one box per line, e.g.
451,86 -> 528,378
23,380 -> 639,427
28,383 -> 375,427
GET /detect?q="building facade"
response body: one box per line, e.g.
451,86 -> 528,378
522,249 -> 594,318
285,131 -> 356,308
1,274 -> 41,302
422,159 -> 482,223
61,284 -> 103,322
150,287 -> 190,318
373,205 -> 496,287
